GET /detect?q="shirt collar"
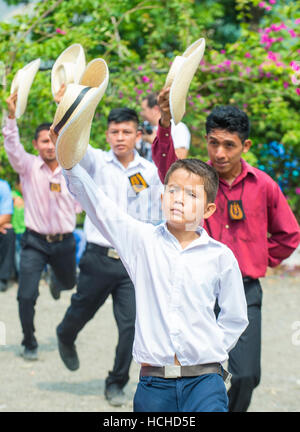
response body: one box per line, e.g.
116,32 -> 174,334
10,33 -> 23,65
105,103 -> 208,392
207,158 -> 257,186
37,155 -> 62,175
105,149 -> 149,170
156,221 -> 210,251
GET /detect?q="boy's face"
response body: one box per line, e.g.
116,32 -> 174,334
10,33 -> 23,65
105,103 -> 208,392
206,129 -> 251,177
33,129 -> 56,163
106,121 -> 141,160
162,168 -> 216,231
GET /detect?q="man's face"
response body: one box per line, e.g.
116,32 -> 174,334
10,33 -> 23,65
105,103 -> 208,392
106,121 -> 140,160
162,168 -> 215,231
33,129 -> 56,163
140,99 -> 157,125
206,129 -> 251,176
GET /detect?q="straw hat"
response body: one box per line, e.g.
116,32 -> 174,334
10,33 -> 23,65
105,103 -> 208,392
10,58 -> 40,119
52,58 -> 109,169
51,44 -> 86,99
165,38 -> 205,125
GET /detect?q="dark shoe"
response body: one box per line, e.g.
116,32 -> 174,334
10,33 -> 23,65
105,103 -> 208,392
49,273 -> 60,300
57,332 -> 79,371
105,383 -> 127,407
22,347 -> 38,361
0,280 -> 8,292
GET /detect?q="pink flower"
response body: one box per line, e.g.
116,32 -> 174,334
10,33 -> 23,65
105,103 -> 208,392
295,18 -> 300,25
269,0 -> 276,4
265,6 -> 272,11
258,2 -> 265,8
142,75 -> 150,83
289,29 -> 296,38
138,66 -> 143,71
295,187 -> 300,195
296,88 -> 300,96
283,82 -> 289,88
245,52 -> 252,58
220,49 -> 226,54
267,51 -> 277,61
55,28 -> 66,35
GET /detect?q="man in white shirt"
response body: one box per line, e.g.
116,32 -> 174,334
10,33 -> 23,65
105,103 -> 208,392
56,108 -> 163,407
141,93 -> 191,159
49,115 -> 248,411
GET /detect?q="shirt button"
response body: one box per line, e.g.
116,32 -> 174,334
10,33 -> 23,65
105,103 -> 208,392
165,133 -> 169,137
162,153 -> 166,157
225,224 -> 229,229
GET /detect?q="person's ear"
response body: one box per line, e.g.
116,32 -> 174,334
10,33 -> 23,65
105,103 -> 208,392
242,139 -> 252,154
32,139 -> 38,150
203,202 -> 217,219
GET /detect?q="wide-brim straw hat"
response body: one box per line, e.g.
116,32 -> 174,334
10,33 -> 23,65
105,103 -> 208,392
10,58 -> 40,119
51,43 -> 86,99
52,58 -> 109,169
165,38 -> 205,125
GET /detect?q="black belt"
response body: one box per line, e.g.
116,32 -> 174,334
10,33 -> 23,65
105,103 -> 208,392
242,276 -> 257,283
26,228 -> 73,243
87,242 -> 120,260
140,363 -> 231,382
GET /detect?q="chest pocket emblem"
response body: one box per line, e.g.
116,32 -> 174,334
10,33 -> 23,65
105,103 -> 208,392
228,200 -> 245,220
50,182 -> 62,192
128,172 -> 149,194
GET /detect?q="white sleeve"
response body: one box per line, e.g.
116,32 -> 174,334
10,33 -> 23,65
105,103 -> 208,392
79,145 -> 104,177
63,164 -> 146,274
171,122 -> 191,150
216,250 -> 249,353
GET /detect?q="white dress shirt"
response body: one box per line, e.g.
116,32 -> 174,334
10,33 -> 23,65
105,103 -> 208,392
79,145 -> 163,247
64,164 -> 248,367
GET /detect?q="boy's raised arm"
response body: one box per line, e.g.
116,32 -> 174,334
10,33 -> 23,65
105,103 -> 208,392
63,164 -> 145,275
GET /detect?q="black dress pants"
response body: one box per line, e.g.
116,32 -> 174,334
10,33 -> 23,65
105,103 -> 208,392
227,278 -> 263,412
0,228 -> 15,281
18,230 -> 76,349
57,243 -> 136,390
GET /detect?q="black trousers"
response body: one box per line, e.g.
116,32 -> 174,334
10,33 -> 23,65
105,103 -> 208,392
57,242 -> 136,390
0,228 -> 15,281
227,278 -> 263,412
18,230 -> 76,349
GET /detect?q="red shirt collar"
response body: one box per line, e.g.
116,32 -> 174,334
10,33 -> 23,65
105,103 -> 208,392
207,158 -> 257,187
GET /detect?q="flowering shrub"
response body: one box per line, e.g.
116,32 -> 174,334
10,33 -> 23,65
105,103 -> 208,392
0,0 -> 299,218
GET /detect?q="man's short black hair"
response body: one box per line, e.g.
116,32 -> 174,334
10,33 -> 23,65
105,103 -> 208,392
142,93 -> 158,108
34,123 -> 52,140
164,159 -> 219,203
206,105 -> 250,143
107,107 -> 139,127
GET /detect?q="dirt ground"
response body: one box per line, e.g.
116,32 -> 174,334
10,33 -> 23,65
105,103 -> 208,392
0,253 -> 299,413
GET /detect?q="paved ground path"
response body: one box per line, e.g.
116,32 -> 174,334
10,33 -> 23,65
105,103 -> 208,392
0,267 -> 299,412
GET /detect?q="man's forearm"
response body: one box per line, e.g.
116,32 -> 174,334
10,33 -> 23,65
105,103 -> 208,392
151,122 -> 178,183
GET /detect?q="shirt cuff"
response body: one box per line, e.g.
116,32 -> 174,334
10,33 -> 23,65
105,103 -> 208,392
4,117 -> 17,130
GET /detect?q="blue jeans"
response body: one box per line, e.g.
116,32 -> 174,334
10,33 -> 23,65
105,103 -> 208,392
133,373 -> 228,412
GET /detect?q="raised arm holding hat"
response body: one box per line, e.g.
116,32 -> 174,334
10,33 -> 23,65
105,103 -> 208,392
2,77 -> 81,361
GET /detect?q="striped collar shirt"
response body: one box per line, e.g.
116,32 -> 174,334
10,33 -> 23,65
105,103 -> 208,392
2,117 -> 80,234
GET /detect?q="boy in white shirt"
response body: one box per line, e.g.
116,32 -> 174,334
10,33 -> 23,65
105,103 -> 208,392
50,124 -> 248,411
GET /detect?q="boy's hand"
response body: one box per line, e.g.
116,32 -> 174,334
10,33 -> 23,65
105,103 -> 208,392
49,125 -> 58,145
158,87 -> 171,128
6,92 -> 17,119
54,83 -> 66,104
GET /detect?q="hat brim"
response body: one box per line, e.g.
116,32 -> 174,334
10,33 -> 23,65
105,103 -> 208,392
167,38 -> 205,125
53,59 -> 109,169
10,58 -> 40,119
51,43 -> 86,98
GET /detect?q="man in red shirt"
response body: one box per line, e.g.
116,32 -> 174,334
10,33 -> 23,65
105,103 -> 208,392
151,87 -> 300,412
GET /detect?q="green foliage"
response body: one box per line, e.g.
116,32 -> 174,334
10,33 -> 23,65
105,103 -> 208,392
0,0 -> 299,219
